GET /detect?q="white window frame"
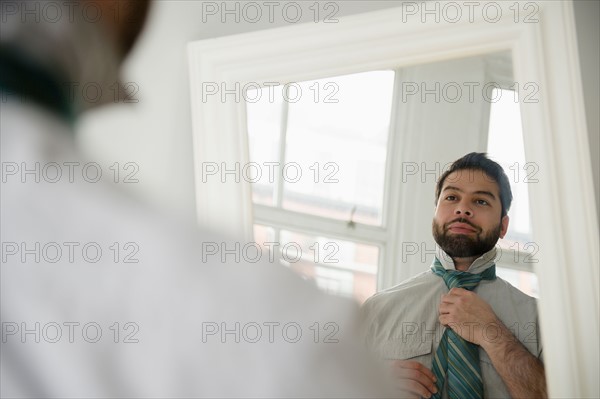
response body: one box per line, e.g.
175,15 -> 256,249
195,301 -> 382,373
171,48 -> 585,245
251,70 -> 396,296
188,2 -> 599,396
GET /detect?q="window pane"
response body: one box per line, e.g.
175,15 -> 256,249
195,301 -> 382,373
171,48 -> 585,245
278,229 -> 378,304
496,267 -> 539,298
246,88 -> 283,206
487,88 -> 532,248
253,224 -> 276,248
488,89 -> 538,296
283,71 -> 394,226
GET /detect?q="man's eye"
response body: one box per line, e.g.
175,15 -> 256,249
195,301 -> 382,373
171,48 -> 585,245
476,199 -> 489,205
445,195 -> 456,201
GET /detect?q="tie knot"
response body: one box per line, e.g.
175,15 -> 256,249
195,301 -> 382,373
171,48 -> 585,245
431,258 -> 496,290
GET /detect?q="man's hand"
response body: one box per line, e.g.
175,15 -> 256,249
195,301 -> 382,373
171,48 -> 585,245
389,360 -> 438,398
438,287 -> 500,345
438,288 -> 547,398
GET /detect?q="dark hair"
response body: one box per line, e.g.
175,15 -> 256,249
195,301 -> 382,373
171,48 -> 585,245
434,152 -> 513,217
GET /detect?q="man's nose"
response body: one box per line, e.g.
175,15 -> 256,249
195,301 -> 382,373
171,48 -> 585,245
454,202 -> 472,217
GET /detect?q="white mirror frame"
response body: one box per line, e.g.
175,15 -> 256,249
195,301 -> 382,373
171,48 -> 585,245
188,1 -> 599,396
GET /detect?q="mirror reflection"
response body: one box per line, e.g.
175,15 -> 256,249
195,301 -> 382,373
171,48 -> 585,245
245,51 -> 539,302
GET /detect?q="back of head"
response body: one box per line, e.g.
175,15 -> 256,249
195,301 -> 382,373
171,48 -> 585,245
0,0 -> 151,114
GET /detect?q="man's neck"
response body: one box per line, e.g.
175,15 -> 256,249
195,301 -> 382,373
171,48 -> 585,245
452,256 -> 479,272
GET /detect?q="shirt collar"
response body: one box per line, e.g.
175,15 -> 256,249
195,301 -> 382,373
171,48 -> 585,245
435,245 -> 497,274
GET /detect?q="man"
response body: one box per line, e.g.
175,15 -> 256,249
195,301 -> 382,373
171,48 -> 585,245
1,1 -> 387,397
362,153 -> 547,398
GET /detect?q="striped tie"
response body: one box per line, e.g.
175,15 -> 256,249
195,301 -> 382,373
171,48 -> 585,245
430,258 -> 496,399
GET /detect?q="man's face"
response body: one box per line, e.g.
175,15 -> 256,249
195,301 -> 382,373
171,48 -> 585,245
432,169 -> 509,258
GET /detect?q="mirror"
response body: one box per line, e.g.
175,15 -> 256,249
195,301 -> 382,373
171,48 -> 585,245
242,51 -> 540,304
187,2 -> 598,396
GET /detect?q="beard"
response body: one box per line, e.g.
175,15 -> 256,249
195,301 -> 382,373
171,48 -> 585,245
432,217 -> 502,258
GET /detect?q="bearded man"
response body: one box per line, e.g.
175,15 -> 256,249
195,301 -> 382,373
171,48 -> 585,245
362,152 -> 547,398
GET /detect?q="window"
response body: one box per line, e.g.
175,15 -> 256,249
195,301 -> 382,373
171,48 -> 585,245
247,71 -> 395,303
487,88 -> 539,297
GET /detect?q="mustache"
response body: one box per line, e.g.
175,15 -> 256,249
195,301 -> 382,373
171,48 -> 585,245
444,218 -> 481,232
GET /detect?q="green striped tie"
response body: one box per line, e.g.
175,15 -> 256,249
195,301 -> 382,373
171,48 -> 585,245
430,258 -> 496,399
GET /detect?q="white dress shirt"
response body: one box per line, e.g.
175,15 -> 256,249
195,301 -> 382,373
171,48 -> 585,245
361,246 -> 542,398
0,100 -> 389,397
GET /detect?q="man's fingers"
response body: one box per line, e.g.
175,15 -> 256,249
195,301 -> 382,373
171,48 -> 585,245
414,361 -> 436,382
397,379 -> 436,398
391,360 -> 437,396
448,287 -> 467,295
440,294 -> 454,305
439,302 -> 450,314
395,366 -> 433,384
441,290 -> 466,301
439,314 -> 452,327
393,360 -> 435,379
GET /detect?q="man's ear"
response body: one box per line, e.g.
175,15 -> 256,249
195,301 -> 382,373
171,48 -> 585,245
499,215 -> 510,238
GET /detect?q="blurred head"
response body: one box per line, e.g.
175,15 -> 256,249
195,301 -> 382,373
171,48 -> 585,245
432,153 -> 512,258
1,1 -> 152,113
1,0 -> 151,61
